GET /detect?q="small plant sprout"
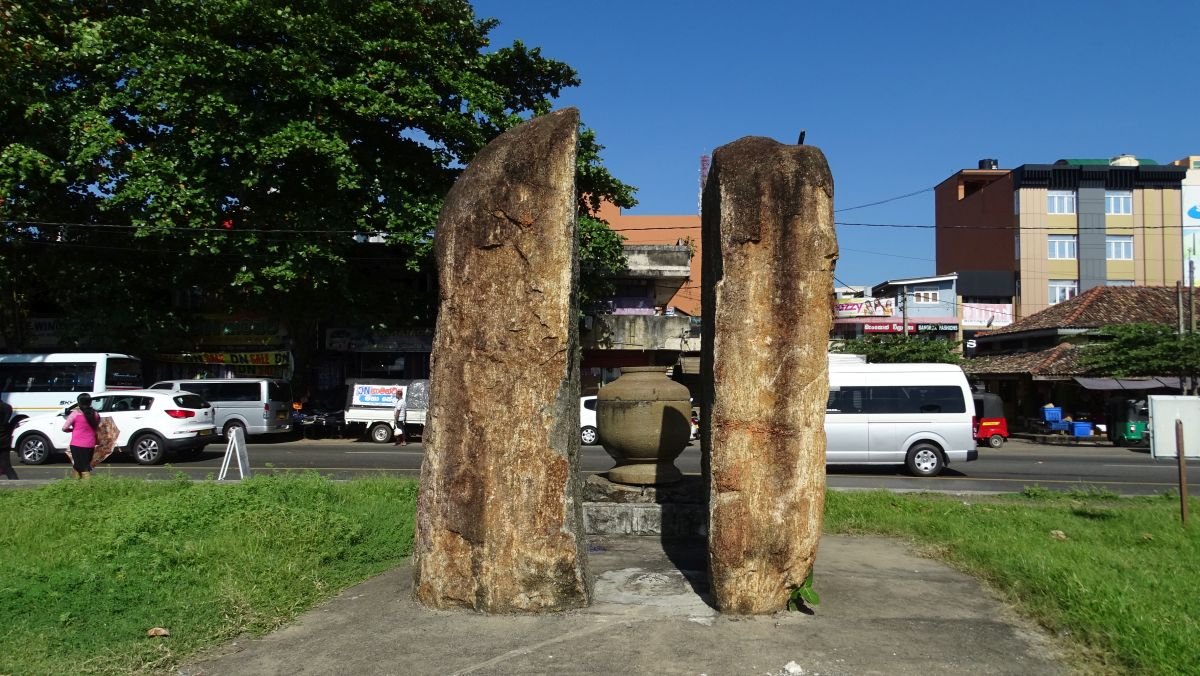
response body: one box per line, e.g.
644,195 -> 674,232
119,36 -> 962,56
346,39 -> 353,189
787,571 -> 820,611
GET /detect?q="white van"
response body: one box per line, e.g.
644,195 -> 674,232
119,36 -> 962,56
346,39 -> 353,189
825,363 -> 977,477
149,378 -> 293,438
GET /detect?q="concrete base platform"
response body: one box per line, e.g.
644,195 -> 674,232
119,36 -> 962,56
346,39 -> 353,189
180,535 -> 1063,676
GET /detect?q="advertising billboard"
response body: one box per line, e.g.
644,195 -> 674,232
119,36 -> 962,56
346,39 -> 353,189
835,297 -> 895,318
1183,184 -> 1200,285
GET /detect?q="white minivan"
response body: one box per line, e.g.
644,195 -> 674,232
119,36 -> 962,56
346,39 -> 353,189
149,378 -> 293,438
825,363 -> 977,477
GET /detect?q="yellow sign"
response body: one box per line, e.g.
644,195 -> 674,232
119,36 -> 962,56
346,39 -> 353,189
156,351 -> 290,367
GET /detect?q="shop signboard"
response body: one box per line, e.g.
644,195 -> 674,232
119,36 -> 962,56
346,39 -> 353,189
961,303 -> 1013,328
835,297 -> 895,318
864,322 -> 958,333
155,351 -> 290,367
326,328 -> 434,352
1183,184 -> 1200,285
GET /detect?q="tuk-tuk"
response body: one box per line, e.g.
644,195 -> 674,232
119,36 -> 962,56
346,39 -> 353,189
1105,397 -> 1149,446
972,392 -> 1009,448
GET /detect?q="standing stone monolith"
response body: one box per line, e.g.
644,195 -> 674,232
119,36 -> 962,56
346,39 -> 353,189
412,108 -> 590,612
701,137 -> 837,614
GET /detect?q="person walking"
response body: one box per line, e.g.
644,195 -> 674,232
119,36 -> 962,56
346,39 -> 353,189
393,388 -> 408,446
0,394 -> 18,480
63,393 -> 100,479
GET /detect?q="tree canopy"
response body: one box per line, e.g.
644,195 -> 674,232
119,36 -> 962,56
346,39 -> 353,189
833,335 -> 962,364
1077,323 -> 1200,391
1,0 -> 634,351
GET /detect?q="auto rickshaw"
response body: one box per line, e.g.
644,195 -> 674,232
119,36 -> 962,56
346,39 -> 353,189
972,392 -> 1009,448
1105,397 -> 1149,446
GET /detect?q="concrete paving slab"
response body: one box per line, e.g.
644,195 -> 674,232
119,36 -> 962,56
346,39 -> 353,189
179,535 -> 1063,676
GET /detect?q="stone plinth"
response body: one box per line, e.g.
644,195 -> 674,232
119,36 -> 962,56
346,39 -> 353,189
700,137 -> 837,614
412,108 -> 590,612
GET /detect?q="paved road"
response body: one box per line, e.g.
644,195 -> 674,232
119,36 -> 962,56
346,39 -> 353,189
8,436 -> 1196,495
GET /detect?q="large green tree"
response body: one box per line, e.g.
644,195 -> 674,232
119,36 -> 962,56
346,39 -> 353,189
833,335 -> 962,364
1077,323 -> 1200,393
0,0 -> 633,352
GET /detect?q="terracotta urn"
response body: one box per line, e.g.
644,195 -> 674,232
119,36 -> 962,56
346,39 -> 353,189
597,366 -> 692,485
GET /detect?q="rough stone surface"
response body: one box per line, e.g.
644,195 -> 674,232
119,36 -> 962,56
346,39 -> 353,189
700,137 -> 837,614
582,475 -> 707,536
412,108 -> 590,612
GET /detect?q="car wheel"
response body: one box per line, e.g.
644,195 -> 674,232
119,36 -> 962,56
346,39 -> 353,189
581,425 -> 598,445
987,434 -> 1004,448
905,443 -> 944,477
369,423 -> 394,444
132,433 -> 167,465
223,420 -> 247,441
18,433 -> 54,465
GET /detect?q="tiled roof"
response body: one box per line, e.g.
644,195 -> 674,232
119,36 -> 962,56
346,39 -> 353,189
980,286 -> 1190,338
963,343 -> 1080,377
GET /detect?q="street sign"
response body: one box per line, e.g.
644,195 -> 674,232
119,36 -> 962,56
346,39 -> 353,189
1148,396 -> 1200,459
217,426 -> 252,480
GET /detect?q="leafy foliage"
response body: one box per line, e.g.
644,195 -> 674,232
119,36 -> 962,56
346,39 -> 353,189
786,572 -> 820,611
0,0 -> 633,352
1077,323 -> 1200,390
834,335 -> 962,364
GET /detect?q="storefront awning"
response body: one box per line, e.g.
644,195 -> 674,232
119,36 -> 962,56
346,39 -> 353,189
1072,376 -> 1180,391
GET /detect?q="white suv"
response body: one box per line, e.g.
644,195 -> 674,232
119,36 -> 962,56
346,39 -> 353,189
12,389 -> 217,466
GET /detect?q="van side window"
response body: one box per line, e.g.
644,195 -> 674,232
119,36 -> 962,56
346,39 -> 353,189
866,386 -> 965,414
183,383 -> 214,400
827,387 -> 867,414
215,383 -> 258,402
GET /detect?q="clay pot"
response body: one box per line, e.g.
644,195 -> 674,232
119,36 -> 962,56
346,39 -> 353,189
597,366 -> 691,485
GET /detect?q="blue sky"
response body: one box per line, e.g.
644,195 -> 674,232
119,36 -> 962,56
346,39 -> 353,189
472,0 -> 1200,286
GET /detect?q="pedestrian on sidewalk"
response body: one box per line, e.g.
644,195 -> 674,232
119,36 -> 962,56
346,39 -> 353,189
393,388 -> 408,446
0,394 -> 18,480
63,393 -> 100,479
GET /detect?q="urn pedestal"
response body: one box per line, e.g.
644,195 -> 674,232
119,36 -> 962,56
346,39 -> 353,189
597,366 -> 691,485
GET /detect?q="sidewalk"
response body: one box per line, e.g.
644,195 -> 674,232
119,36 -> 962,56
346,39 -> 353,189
179,535 -> 1063,676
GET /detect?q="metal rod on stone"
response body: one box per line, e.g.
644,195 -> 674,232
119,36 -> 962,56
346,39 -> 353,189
701,136 -> 837,614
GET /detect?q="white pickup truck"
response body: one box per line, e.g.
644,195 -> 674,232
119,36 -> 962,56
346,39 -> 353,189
342,378 -> 428,443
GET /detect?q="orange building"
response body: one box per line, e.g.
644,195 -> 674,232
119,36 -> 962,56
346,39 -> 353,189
596,202 -> 701,316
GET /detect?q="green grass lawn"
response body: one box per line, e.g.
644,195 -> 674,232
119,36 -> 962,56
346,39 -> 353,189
0,474 -> 418,675
824,488 -> 1200,676
0,477 -> 1196,675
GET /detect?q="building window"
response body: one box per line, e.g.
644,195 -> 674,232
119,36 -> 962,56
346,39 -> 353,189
1105,190 -> 1133,215
1106,235 -> 1133,260
911,288 -> 939,304
1106,280 -> 1135,287
1013,191 -> 1020,215
1015,233 -> 1021,260
1048,279 -> 1078,305
1047,234 -> 1077,260
1047,190 -> 1076,215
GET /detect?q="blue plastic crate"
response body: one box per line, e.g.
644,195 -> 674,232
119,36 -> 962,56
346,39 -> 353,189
1048,420 -> 1071,432
1072,422 -> 1093,437
1042,407 -> 1063,422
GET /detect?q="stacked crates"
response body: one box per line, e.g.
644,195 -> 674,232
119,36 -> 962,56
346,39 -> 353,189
1042,407 -> 1069,432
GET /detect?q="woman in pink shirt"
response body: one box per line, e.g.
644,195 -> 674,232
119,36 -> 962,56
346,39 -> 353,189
63,393 -> 100,479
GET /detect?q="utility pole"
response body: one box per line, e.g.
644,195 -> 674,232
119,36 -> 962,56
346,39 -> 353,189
901,285 -> 908,337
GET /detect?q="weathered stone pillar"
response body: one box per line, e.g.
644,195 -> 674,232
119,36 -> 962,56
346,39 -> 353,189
701,137 -> 836,614
412,108 -> 590,612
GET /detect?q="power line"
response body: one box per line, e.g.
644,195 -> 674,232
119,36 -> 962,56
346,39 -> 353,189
834,187 -> 933,213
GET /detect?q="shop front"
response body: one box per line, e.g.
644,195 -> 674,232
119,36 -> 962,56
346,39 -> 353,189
148,315 -> 291,382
